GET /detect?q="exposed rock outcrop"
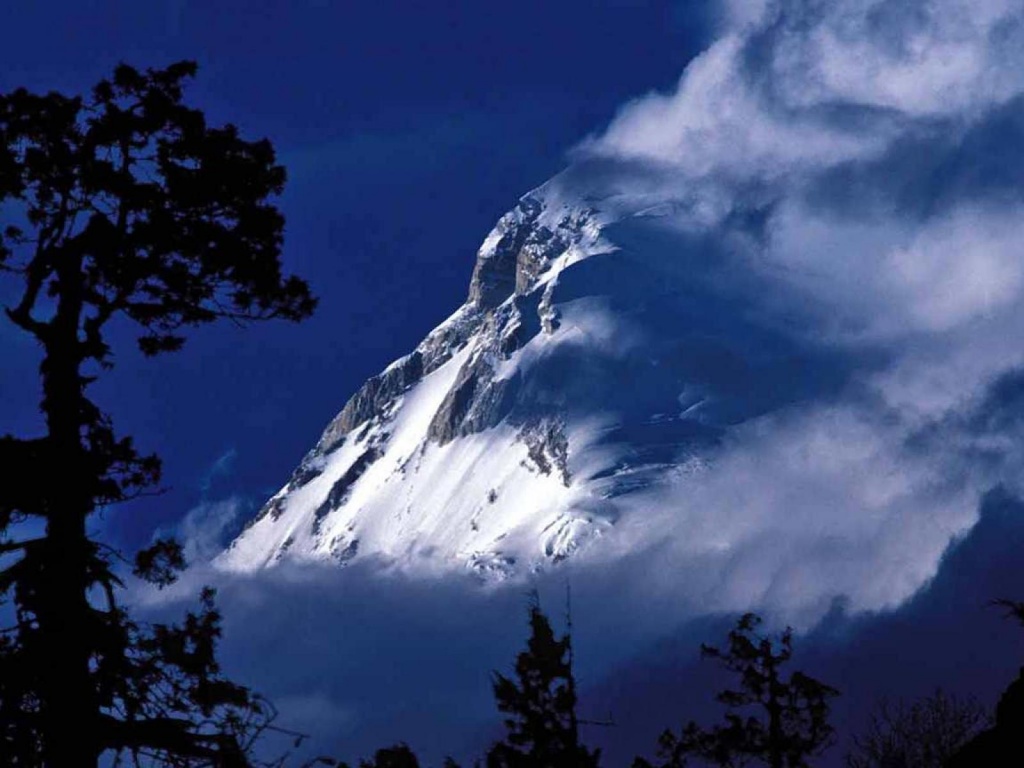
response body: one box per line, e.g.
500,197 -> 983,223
317,354 -> 424,454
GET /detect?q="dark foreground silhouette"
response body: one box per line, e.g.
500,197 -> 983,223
0,61 -> 314,767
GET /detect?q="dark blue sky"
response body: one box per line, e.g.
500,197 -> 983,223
0,1 -> 709,548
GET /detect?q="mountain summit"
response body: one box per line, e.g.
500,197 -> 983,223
218,162 -> 800,577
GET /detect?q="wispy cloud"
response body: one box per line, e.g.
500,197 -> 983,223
151,448 -> 251,566
176,497 -> 248,565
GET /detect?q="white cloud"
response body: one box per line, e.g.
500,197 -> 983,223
769,0 -> 1024,117
588,34 -> 890,180
588,0 -> 1024,178
759,201 -> 1024,338
571,401 -> 978,629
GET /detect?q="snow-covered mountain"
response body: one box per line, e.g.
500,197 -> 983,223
218,161 -> 834,578
219,0 -> 1024,618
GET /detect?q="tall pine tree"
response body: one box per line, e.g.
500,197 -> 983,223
636,613 -> 838,768
486,595 -> 600,768
0,61 -> 315,767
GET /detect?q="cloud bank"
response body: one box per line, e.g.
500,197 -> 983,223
557,0 -> 1024,625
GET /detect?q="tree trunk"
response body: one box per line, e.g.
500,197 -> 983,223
767,660 -> 783,768
36,252 -> 99,768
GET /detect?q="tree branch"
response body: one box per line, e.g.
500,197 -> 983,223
99,714 -> 246,765
4,254 -> 51,336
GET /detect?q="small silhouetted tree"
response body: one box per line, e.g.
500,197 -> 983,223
845,689 -> 988,768
357,744 -> 421,768
947,599 -> 1024,766
315,743 -> 425,768
636,613 -> 838,768
0,61 -> 315,767
486,595 -> 600,768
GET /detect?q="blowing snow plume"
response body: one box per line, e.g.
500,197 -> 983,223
217,0 -> 1024,627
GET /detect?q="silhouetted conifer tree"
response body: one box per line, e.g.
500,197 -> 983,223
635,613 -> 838,768
486,595 -> 600,768
0,61 -> 315,767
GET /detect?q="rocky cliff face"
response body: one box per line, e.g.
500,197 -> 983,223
313,193 -> 599,455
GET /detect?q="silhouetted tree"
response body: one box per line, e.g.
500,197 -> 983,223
0,61 -> 315,767
845,689 -> 988,768
945,670 -> 1024,767
356,744 -> 421,768
946,599 -> 1024,766
486,595 -> 600,768
312,743 -> 427,768
635,613 -> 838,768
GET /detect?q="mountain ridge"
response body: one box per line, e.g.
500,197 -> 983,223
219,174 -> 635,574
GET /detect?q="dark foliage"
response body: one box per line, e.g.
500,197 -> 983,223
0,61 -> 314,767
486,596 -> 600,768
356,744 -> 421,768
635,613 -> 838,768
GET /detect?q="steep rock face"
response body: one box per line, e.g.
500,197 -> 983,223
308,194 -> 598,461
467,195 -> 592,309
218,168 -> 820,577
318,353 -> 424,454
